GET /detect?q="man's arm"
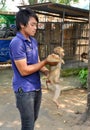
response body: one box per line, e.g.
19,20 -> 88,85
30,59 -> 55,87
14,54 -> 58,76
15,58 -> 47,76
38,56 -> 49,76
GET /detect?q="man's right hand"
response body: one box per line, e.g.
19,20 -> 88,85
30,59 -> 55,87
46,54 -> 59,66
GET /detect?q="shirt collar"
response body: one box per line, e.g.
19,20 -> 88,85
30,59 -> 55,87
16,32 -> 31,43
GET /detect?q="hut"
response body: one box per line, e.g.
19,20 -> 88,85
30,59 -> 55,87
18,2 -> 89,68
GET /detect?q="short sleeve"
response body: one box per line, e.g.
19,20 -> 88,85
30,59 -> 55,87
10,38 -> 26,60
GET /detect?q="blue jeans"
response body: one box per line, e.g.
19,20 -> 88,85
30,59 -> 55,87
15,89 -> 42,130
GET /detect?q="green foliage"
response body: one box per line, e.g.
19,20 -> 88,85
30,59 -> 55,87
61,68 -> 81,77
36,0 -> 79,5
61,67 -> 88,89
58,0 -> 71,5
78,68 -> 88,89
56,0 -> 79,5
28,0 -> 37,5
0,0 -> 79,8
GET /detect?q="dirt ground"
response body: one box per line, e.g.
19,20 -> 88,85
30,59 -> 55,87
0,68 -> 90,130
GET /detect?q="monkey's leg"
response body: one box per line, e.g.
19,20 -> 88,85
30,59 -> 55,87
53,84 -> 61,108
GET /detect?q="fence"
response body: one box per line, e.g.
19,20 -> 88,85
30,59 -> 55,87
35,21 -> 89,67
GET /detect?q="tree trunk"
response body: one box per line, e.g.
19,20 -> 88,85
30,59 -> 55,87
77,6 -> 90,125
84,3 -> 90,119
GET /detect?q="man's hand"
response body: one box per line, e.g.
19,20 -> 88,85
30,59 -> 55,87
46,53 -> 59,66
43,69 -> 49,76
47,62 -> 58,66
40,66 -> 49,76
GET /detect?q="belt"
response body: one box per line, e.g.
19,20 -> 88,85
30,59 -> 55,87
15,88 -> 40,93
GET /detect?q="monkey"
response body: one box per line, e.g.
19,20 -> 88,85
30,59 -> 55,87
46,46 -> 65,108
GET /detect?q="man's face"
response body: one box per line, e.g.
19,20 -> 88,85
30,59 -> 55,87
21,17 -> 38,38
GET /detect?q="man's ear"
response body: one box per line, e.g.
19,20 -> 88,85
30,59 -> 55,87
20,24 -> 25,29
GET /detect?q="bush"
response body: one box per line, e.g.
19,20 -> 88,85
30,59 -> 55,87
78,68 -> 88,89
61,68 -> 88,89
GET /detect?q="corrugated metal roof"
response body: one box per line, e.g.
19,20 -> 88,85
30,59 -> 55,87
18,2 -> 89,20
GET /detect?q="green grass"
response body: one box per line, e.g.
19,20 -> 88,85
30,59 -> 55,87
61,68 -> 82,77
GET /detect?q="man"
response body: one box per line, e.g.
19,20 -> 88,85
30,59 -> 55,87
9,9 -> 57,130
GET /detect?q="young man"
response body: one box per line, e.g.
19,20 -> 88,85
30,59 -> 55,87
9,9 -> 57,130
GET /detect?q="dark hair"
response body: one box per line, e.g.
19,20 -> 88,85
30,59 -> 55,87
16,8 -> 38,31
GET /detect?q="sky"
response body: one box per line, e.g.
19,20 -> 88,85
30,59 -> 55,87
0,0 -> 89,12
0,0 -> 28,12
5,0 -> 28,12
70,0 -> 89,10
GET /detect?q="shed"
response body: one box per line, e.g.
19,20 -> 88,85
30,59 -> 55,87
18,2 -> 89,67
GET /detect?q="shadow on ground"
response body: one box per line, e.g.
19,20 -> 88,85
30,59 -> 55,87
0,68 -> 89,130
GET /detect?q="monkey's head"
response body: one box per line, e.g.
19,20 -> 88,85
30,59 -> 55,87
54,46 -> 65,57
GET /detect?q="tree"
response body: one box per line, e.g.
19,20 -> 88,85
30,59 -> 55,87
0,0 -> 79,8
39,0 -> 79,5
55,0 -> 79,5
28,0 -> 38,5
0,0 -> 15,9
0,0 -> 7,9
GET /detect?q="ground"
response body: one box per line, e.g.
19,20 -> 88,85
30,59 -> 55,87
0,67 -> 90,130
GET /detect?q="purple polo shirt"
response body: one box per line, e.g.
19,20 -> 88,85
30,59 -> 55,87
9,32 -> 41,92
